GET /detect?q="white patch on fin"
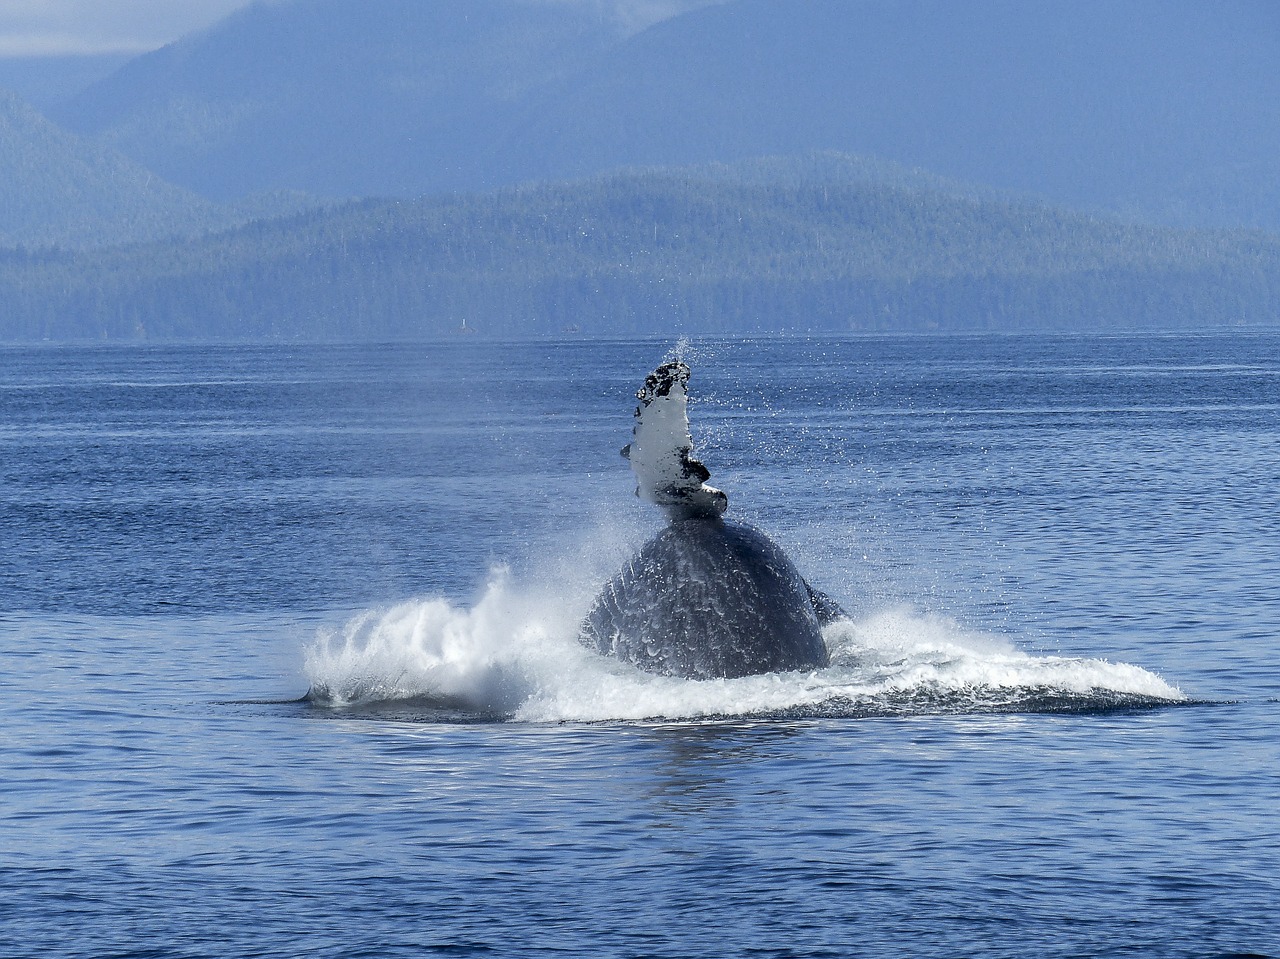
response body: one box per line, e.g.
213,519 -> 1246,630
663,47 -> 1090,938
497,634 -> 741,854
622,361 -> 728,519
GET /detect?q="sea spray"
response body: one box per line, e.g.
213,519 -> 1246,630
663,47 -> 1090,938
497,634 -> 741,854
304,567 -> 585,715
303,575 -> 1185,722
822,609 -> 1186,712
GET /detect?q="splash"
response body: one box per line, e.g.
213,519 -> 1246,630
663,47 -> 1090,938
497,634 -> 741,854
303,575 -> 1185,723
664,335 -> 694,365
303,568 -> 587,717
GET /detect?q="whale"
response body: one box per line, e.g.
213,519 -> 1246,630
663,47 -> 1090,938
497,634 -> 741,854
580,361 -> 843,680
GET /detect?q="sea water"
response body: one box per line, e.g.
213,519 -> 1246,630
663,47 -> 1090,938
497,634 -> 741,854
1,334 -> 1277,958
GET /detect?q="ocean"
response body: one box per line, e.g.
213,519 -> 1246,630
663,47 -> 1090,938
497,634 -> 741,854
2,333 -> 1277,958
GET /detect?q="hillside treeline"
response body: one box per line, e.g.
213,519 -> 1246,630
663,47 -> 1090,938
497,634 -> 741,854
3,170 -> 1278,340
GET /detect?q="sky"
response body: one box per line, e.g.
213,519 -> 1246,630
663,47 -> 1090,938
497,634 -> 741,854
0,0 -> 722,57
0,0 -> 253,57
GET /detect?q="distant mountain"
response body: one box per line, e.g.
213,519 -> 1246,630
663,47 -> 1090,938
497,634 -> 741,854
50,0 -> 636,201
4,156 -> 1277,341
512,0 -> 1280,231
0,88 -> 326,249
0,88 -> 220,248
0,53 -> 132,109
47,0 -> 1280,231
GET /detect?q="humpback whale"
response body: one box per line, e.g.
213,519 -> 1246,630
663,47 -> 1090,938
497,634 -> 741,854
580,361 -> 843,680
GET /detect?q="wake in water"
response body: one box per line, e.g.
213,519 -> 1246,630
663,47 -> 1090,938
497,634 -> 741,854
303,569 -> 1185,723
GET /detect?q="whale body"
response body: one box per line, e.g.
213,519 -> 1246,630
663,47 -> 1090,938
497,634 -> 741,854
581,516 -> 837,679
580,360 -> 842,679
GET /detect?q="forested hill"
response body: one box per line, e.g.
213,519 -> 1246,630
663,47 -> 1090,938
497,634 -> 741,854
3,160 -> 1278,341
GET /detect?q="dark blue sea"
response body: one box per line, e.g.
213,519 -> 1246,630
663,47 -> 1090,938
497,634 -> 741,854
2,333 -> 1277,958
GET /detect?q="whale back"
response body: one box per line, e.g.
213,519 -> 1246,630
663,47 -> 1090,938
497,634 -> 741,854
580,519 -> 831,679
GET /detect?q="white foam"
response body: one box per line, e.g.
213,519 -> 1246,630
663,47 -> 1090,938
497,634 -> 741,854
823,609 -> 1185,702
303,576 -> 1186,722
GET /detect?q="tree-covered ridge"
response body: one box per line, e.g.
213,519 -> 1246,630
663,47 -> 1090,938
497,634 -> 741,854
3,161 -> 1278,341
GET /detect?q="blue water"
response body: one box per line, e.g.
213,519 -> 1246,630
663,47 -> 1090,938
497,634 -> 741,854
1,334 -> 1277,957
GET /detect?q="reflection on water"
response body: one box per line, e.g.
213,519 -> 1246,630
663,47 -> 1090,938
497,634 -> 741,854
641,722 -> 804,812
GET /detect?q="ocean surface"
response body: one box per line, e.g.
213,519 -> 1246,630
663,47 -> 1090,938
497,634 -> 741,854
1,333 -> 1277,958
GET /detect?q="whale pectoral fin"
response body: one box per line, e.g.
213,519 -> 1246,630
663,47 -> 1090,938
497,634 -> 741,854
682,454 -> 711,484
804,581 -> 848,626
627,360 -> 727,519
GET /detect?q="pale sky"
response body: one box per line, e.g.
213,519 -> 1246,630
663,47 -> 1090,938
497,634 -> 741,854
0,0 -> 253,57
0,0 -> 723,58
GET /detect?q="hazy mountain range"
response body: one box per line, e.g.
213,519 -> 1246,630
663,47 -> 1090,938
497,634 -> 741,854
41,0 -> 1280,229
1,0 -> 1278,339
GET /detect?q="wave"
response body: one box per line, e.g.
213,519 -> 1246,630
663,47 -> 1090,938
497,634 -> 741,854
302,571 -> 1185,723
